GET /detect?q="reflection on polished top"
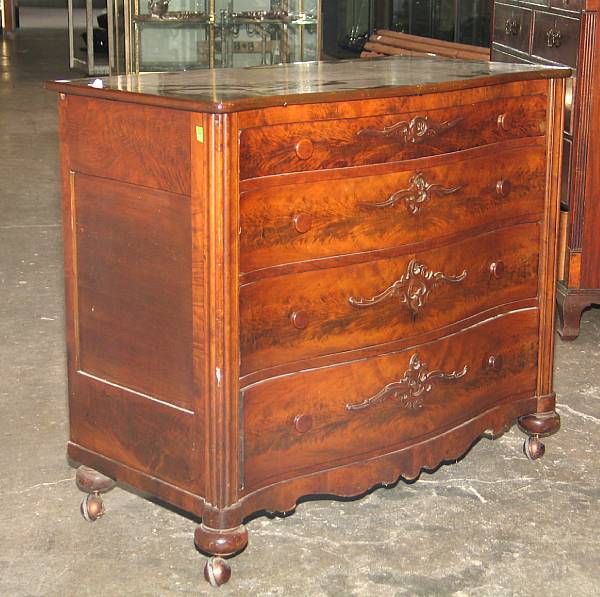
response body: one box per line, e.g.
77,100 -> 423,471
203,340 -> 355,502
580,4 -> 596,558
48,56 -> 569,113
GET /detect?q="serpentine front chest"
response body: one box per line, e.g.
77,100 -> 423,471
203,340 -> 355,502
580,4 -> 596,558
49,56 -> 568,586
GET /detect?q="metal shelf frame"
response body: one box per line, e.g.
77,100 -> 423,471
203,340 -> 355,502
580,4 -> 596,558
119,0 -> 320,75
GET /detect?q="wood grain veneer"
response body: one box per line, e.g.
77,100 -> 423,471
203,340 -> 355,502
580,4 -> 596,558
239,94 -> 546,179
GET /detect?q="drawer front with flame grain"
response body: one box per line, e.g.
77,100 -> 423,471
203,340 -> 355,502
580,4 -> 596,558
241,309 -> 539,491
239,95 -> 546,179
240,144 -> 546,274
239,223 -> 539,376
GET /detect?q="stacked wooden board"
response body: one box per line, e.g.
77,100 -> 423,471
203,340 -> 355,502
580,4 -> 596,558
362,29 -> 491,61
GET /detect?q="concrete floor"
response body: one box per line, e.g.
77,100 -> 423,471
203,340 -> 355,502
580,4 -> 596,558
1,27 -> 600,597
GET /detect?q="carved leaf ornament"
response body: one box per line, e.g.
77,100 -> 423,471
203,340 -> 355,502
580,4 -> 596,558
356,115 -> 463,144
346,353 -> 468,411
349,259 -> 467,317
360,171 -> 464,214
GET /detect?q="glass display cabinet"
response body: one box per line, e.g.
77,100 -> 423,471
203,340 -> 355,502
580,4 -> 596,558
321,0 -> 490,59
123,0 -> 320,73
381,0 -> 490,46
322,0 -> 374,58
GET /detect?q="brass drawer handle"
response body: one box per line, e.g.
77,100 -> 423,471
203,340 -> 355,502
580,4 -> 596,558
504,17 -> 520,36
545,27 -> 563,48
356,115 -> 463,145
348,258 -> 467,318
359,172 -> 464,214
346,352 -> 468,411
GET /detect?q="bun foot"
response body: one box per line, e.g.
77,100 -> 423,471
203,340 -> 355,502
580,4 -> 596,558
204,557 -> 231,587
523,435 -> 545,460
75,466 -> 115,520
518,410 -> 559,459
518,410 -> 560,436
80,493 -> 105,522
195,523 -> 246,587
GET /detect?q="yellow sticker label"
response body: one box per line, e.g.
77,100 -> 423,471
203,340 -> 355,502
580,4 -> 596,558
196,125 -> 204,143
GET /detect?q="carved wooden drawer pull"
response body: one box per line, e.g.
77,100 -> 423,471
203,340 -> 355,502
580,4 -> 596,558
295,138 -> 314,160
293,213 -> 312,234
356,115 -> 463,144
484,354 -> 503,372
346,353 -> 468,411
290,310 -> 309,329
497,112 -> 512,131
496,179 -> 512,198
545,27 -> 563,48
359,172 -> 464,214
489,260 -> 505,279
348,259 -> 467,318
504,17 -> 520,36
294,414 -> 313,433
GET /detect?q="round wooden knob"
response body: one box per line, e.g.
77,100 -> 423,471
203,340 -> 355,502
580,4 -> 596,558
295,138 -> 314,160
496,179 -> 512,198
294,414 -> 313,433
489,261 -> 505,279
290,310 -> 309,329
497,112 -> 512,132
484,354 -> 503,371
293,213 -> 312,234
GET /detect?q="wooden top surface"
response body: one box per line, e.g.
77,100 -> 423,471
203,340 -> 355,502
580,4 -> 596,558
48,56 -> 569,113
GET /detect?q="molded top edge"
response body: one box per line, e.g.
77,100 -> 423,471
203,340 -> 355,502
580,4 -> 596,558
47,56 -> 570,113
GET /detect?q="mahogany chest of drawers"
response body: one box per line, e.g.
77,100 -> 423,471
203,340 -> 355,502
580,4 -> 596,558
49,57 -> 567,586
492,0 -> 600,338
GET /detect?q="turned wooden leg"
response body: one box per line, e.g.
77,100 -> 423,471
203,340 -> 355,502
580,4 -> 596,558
518,411 -> 561,461
194,524 -> 248,587
75,465 -> 116,522
556,283 -> 594,341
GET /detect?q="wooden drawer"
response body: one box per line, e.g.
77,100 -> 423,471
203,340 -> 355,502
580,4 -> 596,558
240,144 -> 547,274
239,95 -> 546,179
241,309 -> 539,491
532,12 -> 580,69
493,4 -> 532,54
549,0 -> 584,13
240,223 -> 540,375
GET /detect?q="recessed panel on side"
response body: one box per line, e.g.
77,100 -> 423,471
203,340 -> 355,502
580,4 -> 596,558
69,374 -> 201,493
73,173 -> 195,411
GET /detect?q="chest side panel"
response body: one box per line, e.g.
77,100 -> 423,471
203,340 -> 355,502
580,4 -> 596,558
61,96 -> 204,495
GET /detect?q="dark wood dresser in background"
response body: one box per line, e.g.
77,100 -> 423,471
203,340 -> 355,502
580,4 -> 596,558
48,58 -> 567,587
492,0 -> 600,338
